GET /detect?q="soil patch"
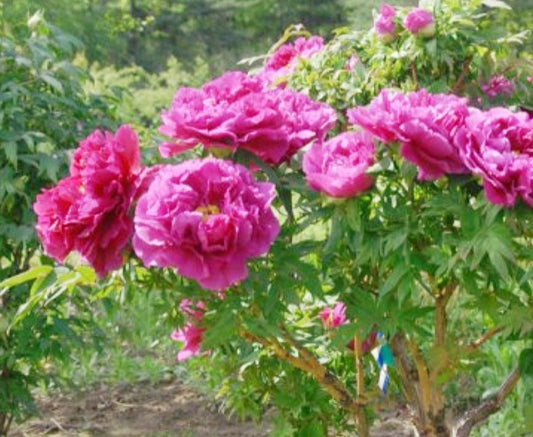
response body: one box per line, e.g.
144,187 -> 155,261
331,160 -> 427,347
11,381 -> 416,437
11,381 -> 268,437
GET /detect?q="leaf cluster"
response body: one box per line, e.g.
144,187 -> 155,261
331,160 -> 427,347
0,14 -> 118,275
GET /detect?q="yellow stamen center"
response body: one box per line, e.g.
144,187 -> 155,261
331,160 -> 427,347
196,204 -> 220,221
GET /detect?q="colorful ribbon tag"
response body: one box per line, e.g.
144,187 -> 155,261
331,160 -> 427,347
370,332 -> 394,394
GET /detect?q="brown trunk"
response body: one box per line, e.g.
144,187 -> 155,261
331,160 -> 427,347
452,368 -> 520,437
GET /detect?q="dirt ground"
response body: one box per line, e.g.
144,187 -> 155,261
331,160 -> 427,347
10,381 -> 416,437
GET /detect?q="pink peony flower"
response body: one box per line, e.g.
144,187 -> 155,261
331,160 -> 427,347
257,36 -> 324,85
455,107 -> 533,206
179,299 -> 206,320
347,89 -> 406,143
170,323 -> 205,361
302,131 -> 375,198
159,71 -> 336,166
33,176 -> 85,263
348,89 -> 470,180
132,158 -> 280,291
398,92 -> 471,180
481,75 -> 515,99
70,124 -> 141,182
320,302 -> 347,328
403,8 -> 435,37
374,3 -> 397,42
516,158 -> 533,208
33,125 -> 142,277
345,54 -> 360,71
347,331 -> 378,354
527,76 -> 533,84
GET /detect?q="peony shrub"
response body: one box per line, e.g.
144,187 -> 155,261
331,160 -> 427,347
29,1 -> 533,437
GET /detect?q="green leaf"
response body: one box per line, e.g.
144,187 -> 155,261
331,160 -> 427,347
3,142 -> 18,169
482,0 -> 511,9
488,250 -> 509,280
324,213 -> 343,253
202,310 -> 238,349
383,228 -> 407,255
425,38 -> 437,58
519,348 -> 533,377
0,265 -> 54,290
298,419 -> 326,437
270,414 -> 295,437
39,73 -> 64,93
379,263 -> 408,298
344,199 -> 361,232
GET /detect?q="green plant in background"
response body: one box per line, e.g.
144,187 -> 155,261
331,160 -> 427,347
83,55 -> 209,153
0,12 -> 119,436
2,0 -> 418,75
0,265 -> 102,435
0,11 -> 117,277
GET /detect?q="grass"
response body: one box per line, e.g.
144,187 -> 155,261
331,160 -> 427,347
50,285 -> 183,390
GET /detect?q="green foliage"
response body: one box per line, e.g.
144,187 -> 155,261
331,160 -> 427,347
1,0 -> 351,74
0,14 -> 118,435
54,283 -> 178,388
0,13 -> 117,277
287,0 -> 532,111
84,56 -> 209,147
0,265 -> 100,434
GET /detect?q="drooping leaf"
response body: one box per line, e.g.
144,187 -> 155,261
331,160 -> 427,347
519,348 -> 533,377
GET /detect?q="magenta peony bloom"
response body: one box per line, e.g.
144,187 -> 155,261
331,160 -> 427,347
320,302 -> 347,328
348,89 -> 470,180
345,54 -> 360,71
34,125 -> 142,277
398,91 -> 471,180
70,124 -> 141,182
516,158 -> 533,208
455,108 -> 531,204
455,107 -> 533,206
347,331 -> 378,354
302,132 -> 375,198
33,176 -> 85,263
481,75 -> 515,99
132,158 -> 280,291
159,71 -> 336,166
171,298 -> 209,361
347,89 -> 406,143
403,8 -> 435,37
257,36 -> 324,85
179,298 -> 206,320
374,3 -> 397,42
170,323 -> 206,361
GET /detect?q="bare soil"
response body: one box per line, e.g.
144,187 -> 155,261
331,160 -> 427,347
11,380 -> 416,437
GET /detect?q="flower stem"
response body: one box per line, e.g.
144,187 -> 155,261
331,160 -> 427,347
353,334 -> 369,437
240,329 -> 361,416
467,326 -> 504,351
434,283 -> 455,348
